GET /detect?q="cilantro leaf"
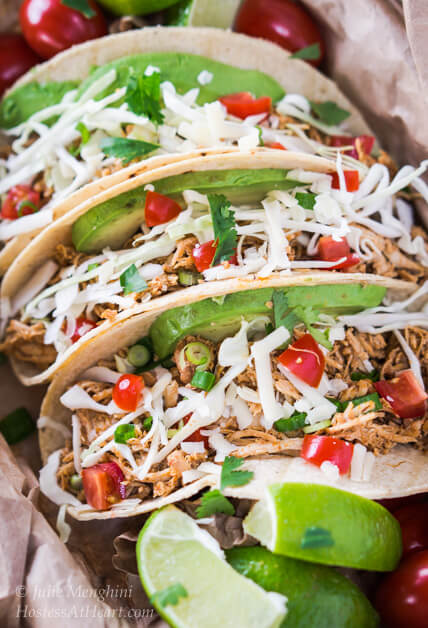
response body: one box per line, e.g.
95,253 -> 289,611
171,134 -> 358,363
143,415 -> 153,431
196,489 -> 235,518
273,291 -> 299,339
290,42 -> 321,61
351,369 -> 380,382
126,72 -> 164,125
61,0 -> 96,18
120,264 -> 147,296
114,424 -> 135,444
220,456 -> 254,491
151,583 -> 188,609
274,412 -> 307,433
208,194 -> 237,267
301,526 -> 334,549
310,101 -> 351,126
295,191 -> 316,210
293,305 -> 332,349
100,137 -> 159,165
76,121 -> 90,144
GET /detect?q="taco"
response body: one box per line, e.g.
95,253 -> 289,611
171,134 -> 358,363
1,150 -> 427,386
0,25 -> 382,274
0,146 -> 426,389
38,279 -> 428,521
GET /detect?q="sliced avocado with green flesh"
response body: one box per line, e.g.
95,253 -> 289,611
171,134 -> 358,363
226,546 -> 379,628
149,284 -> 386,358
72,169 -> 301,253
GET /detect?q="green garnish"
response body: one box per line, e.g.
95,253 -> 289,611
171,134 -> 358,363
273,292 -> 331,349
351,369 -> 380,382
196,489 -> 235,518
295,191 -> 317,210
76,121 -> 90,144
143,416 -> 153,431
185,341 -> 211,368
351,393 -> 383,411
126,72 -> 164,125
178,269 -> 202,286
151,583 -> 188,609
120,264 -> 147,296
290,42 -> 321,61
220,456 -> 254,491
128,344 -> 151,368
61,0 -> 95,18
17,200 -> 39,217
303,419 -> 332,434
0,408 -> 35,445
191,371 -> 215,391
274,412 -> 307,433
256,125 -> 264,146
70,474 -> 83,490
87,262 -> 99,272
100,137 -> 159,165
301,526 -> 334,549
310,101 -> 351,126
114,424 -> 136,444
208,194 -> 237,266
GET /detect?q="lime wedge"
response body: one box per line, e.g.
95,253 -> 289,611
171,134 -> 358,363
166,0 -> 241,28
227,546 -> 379,628
243,483 -> 402,571
137,506 -> 287,627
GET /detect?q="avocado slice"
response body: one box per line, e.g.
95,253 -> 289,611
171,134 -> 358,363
72,169 -> 301,253
149,284 -> 386,358
226,546 -> 379,628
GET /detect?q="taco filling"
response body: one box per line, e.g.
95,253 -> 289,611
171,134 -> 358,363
39,284 -> 428,514
2,164 -> 428,375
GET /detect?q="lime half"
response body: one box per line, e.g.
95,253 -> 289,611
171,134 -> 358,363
243,483 -> 402,571
137,506 -> 287,628
166,0 -> 242,28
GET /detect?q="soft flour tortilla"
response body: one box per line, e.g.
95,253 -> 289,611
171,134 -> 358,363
0,25 -> 373,273
38,276 -> 425,520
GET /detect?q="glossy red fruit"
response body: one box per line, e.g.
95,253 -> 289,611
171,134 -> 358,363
82,461 -> 125,510
0,33 -> 41,96
145,191 -> 182,227
301,435 -> 354,474
113,374 -> 144,412
1,185 -> 42,220
278,333 -> 325,388
393,502 -> 428,558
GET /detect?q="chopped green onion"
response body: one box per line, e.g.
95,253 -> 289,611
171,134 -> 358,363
351,369 -> 380,382
143,416 -> 153,431
184,341 -> 211,369
191,371 -> 215,391
178,270 -> 202,286
114,424 -> 136,444
120,264 -> 147,296
17,200 -> 39,217
0,407 -> 35,445
351,392 -> 383,411
70,474 -> 83,490
128,344 -> 151,368
327,397 -> 343,411
87,262 -> 99,272
303,419 -> 332,434
274,412 -> 307,433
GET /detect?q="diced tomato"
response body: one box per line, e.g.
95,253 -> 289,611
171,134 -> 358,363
1,184 -> 41,219
183,413 -> 209,448
81,462 -> 125,510
70,317 -> 96,344
192,240 -> 238,273
219,92 -> 272,119
374,370 -> 428,419
330,135 -> 375,160
265,142 -> 287,150
144,190 -> 181,227
301,434 -> 354,474
113,374 -> 145,412
278,333 -> 325,388
317,236 -> 360,270
331,170 -> 360,192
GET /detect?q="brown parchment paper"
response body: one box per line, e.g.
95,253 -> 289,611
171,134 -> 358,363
0,1 -> 427,626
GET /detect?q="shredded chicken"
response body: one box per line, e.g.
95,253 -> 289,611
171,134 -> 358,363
163,236 -> 198,272
0,320 -> 57,368
231,438 -> 303,458
149,273 -> 179,297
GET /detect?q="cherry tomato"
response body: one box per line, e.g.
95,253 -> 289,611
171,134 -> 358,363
70,317 -> 96,343
1,185 -> 42,220
235,0 -> 325,67
192,240 -> 238,272
301,434 -> 354,474
330,134 -> 375,160
375,550 -> 428,628
0,33 -> 41,97
331,170 -> 360,192
278,333 -> 325,388
113,374 -> 144,412
265,142 -> 287,150
20,0 -> 107,60
393,502 -> 428,558
219,92 -> 272,119
317,236 -> 360,270
81,461 -> 125,510
145,190 -> 182,227
375,370 -> 428,419
183,413 -> 209,448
